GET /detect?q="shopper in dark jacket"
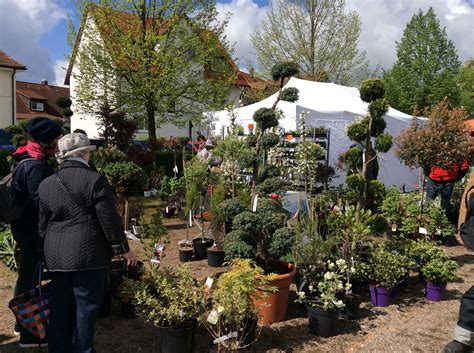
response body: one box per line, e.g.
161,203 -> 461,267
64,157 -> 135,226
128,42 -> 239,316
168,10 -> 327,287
11,117 -> 62,348
39,133 -> 137,353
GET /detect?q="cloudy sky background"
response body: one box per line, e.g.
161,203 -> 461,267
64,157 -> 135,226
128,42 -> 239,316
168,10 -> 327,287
0,0 -> 472,87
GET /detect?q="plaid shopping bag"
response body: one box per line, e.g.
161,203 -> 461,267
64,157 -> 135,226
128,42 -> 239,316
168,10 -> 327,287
8,269 -> 51,339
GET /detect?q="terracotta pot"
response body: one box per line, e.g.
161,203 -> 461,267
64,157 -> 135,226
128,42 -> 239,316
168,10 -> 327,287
254,259 -> 296,324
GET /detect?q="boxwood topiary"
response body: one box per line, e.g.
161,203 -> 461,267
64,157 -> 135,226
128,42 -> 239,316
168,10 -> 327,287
360,78 -> 385,103
253,108 -> 279,131
279,87 -> 299,103
261,133 -> 280,150
256,177 -> 286,196
103,161 -> 148,196
271,61 -> 299,82
220,199 -> 249,220
258,165 -> 282,182
223,230 -> 256,260
375,133 -> 393,153
233,211 -> 262,234
267,227 -> 296,261
368,98 -> 389,121
347,120 -> 369,142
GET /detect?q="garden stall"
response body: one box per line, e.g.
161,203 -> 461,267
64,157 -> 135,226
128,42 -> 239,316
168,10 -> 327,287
209,77 -> 420,191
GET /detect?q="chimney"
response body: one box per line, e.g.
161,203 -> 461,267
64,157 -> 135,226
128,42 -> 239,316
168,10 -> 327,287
41,79 -> 48,85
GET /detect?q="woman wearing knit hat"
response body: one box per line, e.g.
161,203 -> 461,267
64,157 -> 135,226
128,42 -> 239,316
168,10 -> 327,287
10,116 -> 63,348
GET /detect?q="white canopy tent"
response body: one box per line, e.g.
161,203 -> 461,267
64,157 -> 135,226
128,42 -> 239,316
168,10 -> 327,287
208,77 -> 420,191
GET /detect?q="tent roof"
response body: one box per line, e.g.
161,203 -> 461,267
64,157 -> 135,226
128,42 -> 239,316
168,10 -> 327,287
211,77 -> 413,131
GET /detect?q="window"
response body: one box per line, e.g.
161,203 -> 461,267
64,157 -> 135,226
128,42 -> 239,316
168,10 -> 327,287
31,101 -> 44,111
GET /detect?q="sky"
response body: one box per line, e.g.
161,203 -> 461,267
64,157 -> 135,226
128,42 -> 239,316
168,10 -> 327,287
0,0 -> 473,87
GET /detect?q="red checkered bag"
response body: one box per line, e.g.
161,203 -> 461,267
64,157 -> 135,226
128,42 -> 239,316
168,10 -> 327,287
8,266 -> 51,339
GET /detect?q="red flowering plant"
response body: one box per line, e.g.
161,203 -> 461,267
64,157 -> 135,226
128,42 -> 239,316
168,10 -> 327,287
395,100 -> 473,172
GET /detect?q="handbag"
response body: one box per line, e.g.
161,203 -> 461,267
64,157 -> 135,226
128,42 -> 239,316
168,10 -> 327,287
8,264 -> 51,339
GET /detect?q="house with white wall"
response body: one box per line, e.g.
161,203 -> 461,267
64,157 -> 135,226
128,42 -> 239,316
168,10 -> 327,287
0,51 -> 26,128
64,6 -> 267,140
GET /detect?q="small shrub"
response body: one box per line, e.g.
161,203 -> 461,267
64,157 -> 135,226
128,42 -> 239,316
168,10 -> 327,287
375,133 -> 393,153
256,177 -> 286,196
103,161 -> 149,196
421,255 -> 457,284
360,78 -> 385,103
253,108 -> 278,131
279,87 -> 299,103
223,230 -> 256,260
270,61 -> 299,81
268,227 -> 296,261
233,212 -> 261,234
220,199 -> 249,220
261,133 -> 280,150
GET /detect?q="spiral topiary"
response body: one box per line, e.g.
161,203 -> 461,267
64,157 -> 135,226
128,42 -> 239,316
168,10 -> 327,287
279,87 -> 299,103
360,78 -> 385,103
271,61 -> 299,81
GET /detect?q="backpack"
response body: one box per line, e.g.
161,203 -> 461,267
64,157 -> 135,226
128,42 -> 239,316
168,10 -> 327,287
460,186 -> 474,251
0,158 -> 34,223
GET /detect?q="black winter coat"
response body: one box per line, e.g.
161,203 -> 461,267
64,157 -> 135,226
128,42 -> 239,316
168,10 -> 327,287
12,152 -> 54,245
39,160 -> 130,271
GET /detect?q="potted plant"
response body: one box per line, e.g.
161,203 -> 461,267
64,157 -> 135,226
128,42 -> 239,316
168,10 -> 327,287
312,126 -> 329,138
184,158 -> 214,259
207,184 -> 226,267
425,201 -> 455,242
358,244 -> 407,307
420,253 -> 457,301
296,259 -> 352,337
223,197 -> 297,324
122,265 -> 205,353
203,260 -> 276,351
409,237 -> 445,280
160,176 -> 185,218
380,187 -> 403,235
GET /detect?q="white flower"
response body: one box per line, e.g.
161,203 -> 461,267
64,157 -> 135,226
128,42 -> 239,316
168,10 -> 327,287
308,285 -> 314,292
336,259 -> 346,267
297,291 -> 306,299
328,262 -> 335,269
324,272 -> 332,280
337,282 -> 343,290
345,283 -> 352,291
350,267 -> 356,274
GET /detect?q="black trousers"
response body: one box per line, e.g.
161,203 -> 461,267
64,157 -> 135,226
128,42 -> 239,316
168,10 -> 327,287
48,269 -> 107,353
459,286 -> 474,332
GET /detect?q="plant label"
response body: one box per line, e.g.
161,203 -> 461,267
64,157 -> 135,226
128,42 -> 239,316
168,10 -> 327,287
419,227 -> 428,235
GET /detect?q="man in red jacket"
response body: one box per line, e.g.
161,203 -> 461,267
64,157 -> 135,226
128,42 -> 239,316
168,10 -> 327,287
426,160 -> 470,219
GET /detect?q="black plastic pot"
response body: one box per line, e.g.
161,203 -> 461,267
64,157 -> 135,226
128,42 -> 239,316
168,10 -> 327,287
159,320 -> 197,353
307,305 -> 339,337
121,301 -> 136,320
207,247 -> 225,267
179,247 -> 193,262
193,238 -> 214,260
163,207 -> 176,218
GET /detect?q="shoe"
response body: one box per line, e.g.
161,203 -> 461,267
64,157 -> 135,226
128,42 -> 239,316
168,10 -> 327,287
444,340 -> 473,353
14,323 -> 20,336
18,336 -> 48,348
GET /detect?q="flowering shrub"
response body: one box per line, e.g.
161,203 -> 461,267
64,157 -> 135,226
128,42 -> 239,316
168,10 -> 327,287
296,259 -> 353,311
420,254 -> 457,284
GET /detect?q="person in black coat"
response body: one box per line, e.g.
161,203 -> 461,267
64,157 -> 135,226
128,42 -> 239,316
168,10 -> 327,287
11,117 -> 63,348
38,133 -> 137,353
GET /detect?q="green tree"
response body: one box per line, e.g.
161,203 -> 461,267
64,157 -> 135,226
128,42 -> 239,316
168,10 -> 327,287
251,0 -> 367,85
70,0 -> 235,144
457,59 -> 474,117
384,7 -> 461,114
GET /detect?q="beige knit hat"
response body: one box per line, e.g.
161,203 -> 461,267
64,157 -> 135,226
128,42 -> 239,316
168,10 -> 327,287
56,133 -> 96,159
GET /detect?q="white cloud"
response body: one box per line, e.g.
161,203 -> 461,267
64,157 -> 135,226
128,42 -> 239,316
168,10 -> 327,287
53,59 -> 68,87
217,0 -> 473,72
0,0 -> 66,84
216,0 -> 270,67
346,0 -> 474,69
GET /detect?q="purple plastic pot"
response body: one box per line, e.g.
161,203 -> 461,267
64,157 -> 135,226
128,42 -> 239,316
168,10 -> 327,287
369,285 -> 391,307
425,282 -> 446,302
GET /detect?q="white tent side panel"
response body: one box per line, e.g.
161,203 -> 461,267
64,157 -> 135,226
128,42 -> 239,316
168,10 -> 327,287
209,77 -> 420,191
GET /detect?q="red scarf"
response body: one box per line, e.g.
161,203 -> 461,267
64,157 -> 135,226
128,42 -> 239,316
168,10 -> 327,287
13,141 -> 56,160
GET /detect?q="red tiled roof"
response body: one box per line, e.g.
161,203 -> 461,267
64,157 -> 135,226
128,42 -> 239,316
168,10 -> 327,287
0,50 -> 26,70
16,81 -> 70,120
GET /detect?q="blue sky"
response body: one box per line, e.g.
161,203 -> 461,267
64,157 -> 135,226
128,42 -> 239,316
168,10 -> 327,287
1,0 -> 472,86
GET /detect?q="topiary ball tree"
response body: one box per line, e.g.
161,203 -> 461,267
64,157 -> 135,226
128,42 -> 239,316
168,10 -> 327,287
250,61 -> 300,200
341,78 -> 393,209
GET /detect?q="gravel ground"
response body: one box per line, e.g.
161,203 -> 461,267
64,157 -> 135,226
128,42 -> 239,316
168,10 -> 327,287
1,216 -> 472,353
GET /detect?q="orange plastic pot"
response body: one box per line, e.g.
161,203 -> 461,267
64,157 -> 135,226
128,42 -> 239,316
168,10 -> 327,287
254,259 -> 296,324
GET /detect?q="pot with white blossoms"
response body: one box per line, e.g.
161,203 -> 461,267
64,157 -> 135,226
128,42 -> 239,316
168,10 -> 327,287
296,259 -> 353,337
